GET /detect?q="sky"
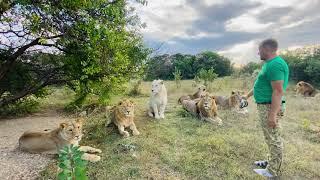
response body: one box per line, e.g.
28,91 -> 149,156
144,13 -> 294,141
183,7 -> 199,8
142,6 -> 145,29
133,0 -> 320,65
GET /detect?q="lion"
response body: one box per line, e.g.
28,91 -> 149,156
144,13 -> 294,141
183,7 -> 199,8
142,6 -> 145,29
181,93 -> 222,125
295,81 -> 317,97
214,90 -> 244,109
214,90 -> 249,115
108,99 -> 140,137
148,79 -> 167,119
178,85 -> 206,104
18,118 -> 102,162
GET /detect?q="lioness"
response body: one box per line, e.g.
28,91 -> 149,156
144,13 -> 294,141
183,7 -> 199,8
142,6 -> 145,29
109,99 -> 140,137
181,93 -> 222,125
295,81 -> 317,97
178,85 -> 206,104
214,91 -> 244,110
19,118 -> 102,162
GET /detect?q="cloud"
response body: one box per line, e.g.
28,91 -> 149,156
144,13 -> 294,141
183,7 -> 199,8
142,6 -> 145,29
134,0 -> 320,64
225,15 -> 273,33
219,40 -> 260,65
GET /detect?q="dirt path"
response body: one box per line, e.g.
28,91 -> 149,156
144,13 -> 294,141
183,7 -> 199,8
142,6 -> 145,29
0,109 -> 67,180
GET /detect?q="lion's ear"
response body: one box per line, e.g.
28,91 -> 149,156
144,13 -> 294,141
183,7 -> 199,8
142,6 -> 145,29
60,123 -> 68,129
75,118 -> 84,124
160,80 -> 164,84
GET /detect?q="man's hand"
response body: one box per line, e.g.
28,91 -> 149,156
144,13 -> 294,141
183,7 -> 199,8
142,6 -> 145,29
267,113 -> 277,128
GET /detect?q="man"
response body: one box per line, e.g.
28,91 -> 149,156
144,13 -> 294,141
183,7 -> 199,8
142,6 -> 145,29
244,38 -> 289,178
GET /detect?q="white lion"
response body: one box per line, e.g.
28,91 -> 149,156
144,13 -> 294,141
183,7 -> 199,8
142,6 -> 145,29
148,79 -> 167,119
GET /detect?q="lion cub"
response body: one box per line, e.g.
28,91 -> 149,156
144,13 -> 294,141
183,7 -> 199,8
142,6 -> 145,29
109,99 -> 140,137
19,118 -> 102,162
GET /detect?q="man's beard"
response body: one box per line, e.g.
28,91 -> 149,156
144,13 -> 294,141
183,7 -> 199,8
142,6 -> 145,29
260,56 -> 266,61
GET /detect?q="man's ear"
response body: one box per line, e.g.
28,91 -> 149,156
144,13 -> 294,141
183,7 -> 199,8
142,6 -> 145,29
60,123 -> 68,129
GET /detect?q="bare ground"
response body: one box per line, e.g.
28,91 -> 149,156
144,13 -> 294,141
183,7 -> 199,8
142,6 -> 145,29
0,109 -> 66,180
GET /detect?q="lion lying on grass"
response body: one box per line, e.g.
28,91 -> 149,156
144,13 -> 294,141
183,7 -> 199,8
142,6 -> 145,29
178,85 -> 206,104
181,93 -> 222,125
19,118 -> 102,162
214,90 -> 248,114
107,99 -> 140,137
295,81 -> 317,97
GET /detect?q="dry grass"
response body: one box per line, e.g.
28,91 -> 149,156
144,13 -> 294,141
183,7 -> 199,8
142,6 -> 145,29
40,78 -> 320,179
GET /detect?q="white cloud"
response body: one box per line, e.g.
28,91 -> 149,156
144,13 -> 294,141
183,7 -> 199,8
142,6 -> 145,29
180,32 -> 222,40
225,14 -> 273,33
249,0 -> 301,7
133,0 -> 199,41
219,40 -> 260,64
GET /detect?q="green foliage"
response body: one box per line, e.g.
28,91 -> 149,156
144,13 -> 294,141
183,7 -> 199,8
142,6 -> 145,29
58,145 -> 88,180
282,49 -> 320,86
0,96 -> 39,117
197,68 -> 218,88
240,62 -> 261,75
145,52 -> 232,80
302,119 -> 311,132
173,68 -> 182,88
128,79 -> 143,97
0,0 -> 150,108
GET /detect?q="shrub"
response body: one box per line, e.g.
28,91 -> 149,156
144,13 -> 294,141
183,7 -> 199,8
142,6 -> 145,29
58,145 -> 88,180
198,68 -> 218,89
173,68 -> 182,88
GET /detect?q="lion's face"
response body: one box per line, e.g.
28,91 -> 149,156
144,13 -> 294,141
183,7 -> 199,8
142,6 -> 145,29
151,80 -> 163,95
198,85 -> 206,93
59,118 -> 83,141
200,94 -> 216,111
230,90 -> 244,104
295,81 -> 304,90
117,99 -> 134,117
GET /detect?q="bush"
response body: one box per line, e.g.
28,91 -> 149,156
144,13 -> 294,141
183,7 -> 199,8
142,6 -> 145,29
282,48 -> 320,87
0,96 -> 40,117
128,80 -> 143,96
58,145 -> 88,180
198,68 -> 218,89
173,68 -> 182,88
144,52 -> 233,80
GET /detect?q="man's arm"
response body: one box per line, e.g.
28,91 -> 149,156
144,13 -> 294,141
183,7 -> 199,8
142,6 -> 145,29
268,80 -> 284,128
245,89 -> 253,99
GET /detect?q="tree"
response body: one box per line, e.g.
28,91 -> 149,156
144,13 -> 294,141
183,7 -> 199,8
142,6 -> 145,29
194,51 -> 232,77
171,54 -> 196,79
240,62 -> 261,75
198,68 -> 218,88
144,54 -> 174,80
172,68 -> 182,88
282,48 -> 320,86
0,0 -> 149,107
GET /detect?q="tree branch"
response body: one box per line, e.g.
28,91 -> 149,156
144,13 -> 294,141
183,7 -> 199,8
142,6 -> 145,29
0,34 -> 64,81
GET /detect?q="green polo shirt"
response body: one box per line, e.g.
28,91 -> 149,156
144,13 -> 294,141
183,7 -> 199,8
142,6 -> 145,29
253,56 -> 289,103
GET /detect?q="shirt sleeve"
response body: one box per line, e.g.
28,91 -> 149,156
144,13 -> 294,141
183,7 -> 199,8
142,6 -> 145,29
267,62 -> 284,81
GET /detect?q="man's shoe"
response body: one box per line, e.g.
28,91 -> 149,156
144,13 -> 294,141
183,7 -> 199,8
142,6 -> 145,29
254,160 -> 268,168
253,168 -> 273,178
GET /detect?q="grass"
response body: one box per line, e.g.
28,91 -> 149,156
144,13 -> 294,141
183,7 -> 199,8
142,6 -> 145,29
40,77 -> 320,180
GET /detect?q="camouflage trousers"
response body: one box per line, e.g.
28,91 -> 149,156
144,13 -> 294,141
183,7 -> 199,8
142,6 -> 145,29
257,104 -> 284,177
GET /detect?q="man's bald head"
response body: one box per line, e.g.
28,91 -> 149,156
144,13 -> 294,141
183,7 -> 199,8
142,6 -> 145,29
259,38 -> 278,61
